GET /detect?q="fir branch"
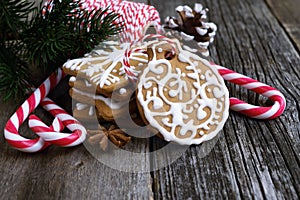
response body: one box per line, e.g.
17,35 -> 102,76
0,43 -> 31,101
0,0 -> 35,41
22,0 -> 123,69
71,6 -> 122,56
0,0 -> 123,101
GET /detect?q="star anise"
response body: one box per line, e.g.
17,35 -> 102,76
87,124 -> 131,151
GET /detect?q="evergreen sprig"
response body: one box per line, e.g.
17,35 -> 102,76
23,0 -> 122,69
0,43 -> 30,101
0,0 -> 123,101
0,0 -> 35,100
0,0 -> 35,41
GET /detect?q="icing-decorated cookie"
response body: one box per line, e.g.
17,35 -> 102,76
69,76 -> 134,101
69,87 -> 138,122
62,40 -> 149,96
69,76 -> 96,94
73,102 -> 105,123
72,100 -> 143,126
136,39 -> 229,145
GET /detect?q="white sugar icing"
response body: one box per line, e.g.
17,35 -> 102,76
63,41 -> 148,88
137,39 -> 229,145
76,103 -> 95,116
119,88 -> 127,95
88,106 -> 94,116
84,79 -> 92,87
69,76 -> 76,82
76,103 -> 88,110
72,88 -> 126,110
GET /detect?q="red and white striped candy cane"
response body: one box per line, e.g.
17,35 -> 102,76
4,69 -> 64,152
4,68 -> 87,152
28,97 -> 86,147
214,64 -> 286,119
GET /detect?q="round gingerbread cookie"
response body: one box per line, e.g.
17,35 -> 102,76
62,40 -> 149,97
136,39 -> 229,145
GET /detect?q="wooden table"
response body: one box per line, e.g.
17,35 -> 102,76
0,0 -> 299,199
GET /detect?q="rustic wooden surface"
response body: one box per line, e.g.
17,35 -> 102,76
0,0 -> 299,199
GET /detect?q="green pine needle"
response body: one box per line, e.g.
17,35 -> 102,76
0,0 -> 123,101
0,0 -> 35,41
0,44 -> 31,101
23,0 -> 123,69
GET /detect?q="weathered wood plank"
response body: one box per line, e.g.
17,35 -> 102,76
150,0 -> 300,199
1,0 -> 153,199
1,0 -> 299,199
0,79 -> 153,199
264,0 -> 300,50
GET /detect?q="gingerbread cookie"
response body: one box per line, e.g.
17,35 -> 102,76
69,76 -> 134,101
136,39 -> 229,145
62,40 -> 149,96
70,87 -> 139,122
69,76 -> 96,94
73,102 -> 105,122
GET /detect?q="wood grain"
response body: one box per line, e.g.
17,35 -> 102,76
0,0 -> 299,199
0,80 -> 153,200
150,0 -> 300,199
265,0 -> 300,50
1,1 -> 152,199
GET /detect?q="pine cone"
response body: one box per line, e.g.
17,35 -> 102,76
164,3 -> 217,56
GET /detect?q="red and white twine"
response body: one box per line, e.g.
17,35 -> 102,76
43,0 -> 161,42
123,34 -> 177,80
81,0 -> 161,41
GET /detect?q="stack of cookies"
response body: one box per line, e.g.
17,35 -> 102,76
62,36 -> 229,146
63,40 -> 149,127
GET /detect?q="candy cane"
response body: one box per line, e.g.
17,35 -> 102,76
28,97 -> 86,147
4,68 -> 87,152
4,69 -> 64,152
213,64 -> 286,119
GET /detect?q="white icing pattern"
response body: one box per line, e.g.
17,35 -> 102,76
75,103 -> 95,116
119,88 -> 127,95
137,39 -> 229,145
63,41 -> 148,88
72,88 -> 127,110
